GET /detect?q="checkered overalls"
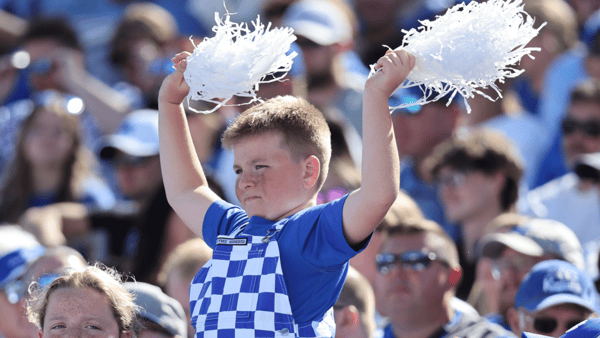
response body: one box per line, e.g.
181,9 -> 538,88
190,221 -> 335,338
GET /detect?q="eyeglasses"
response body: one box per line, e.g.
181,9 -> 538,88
520,310 -> 585,334
375,250 -> 449,274
561,117 -> 600,138
437,170 -> 470,188
112,154 -> 154,168
491,254 -> 537,280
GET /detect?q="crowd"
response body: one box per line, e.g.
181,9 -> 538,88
2,0 -> 600,337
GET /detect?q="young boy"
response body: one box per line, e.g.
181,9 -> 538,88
157,49 -> 415,337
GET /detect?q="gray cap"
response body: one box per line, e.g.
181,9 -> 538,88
124,281 -> 187,337
479,218 -> 584,269
282,0 -> 352,46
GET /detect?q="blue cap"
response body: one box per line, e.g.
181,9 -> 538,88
582,9 -> 600,51
98,109 -> 159,159
515,260 -> 597,313
522,318 -> 600,338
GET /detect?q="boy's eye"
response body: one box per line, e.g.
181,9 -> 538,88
50,324 -> 66,329
86,325 -> 101,330
255,165 -> 266,170
234,169 -> 243,174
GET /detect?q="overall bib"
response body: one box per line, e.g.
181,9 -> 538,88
190,221 -> 336,338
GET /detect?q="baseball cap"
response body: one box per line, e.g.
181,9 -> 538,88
479,218 -> 584,269
281,0 -> 352,46
514,260 -> 598,314
123,281 -> 187,337
522,318 -> 600,338
98,109 -> 159,160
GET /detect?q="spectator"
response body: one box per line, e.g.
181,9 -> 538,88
157,238 -> 212,338
26,264 -> 139,337
424,128 -> 524,299
519,78 -> 600,245
392,86 -> 463,242
0,94 -> 115,223
350,191 -> 424,290
507,260 -> 598,337
373,217 -> 516,338
20,17 -> 132,136
473,216 -> 584,330
334,266 -> 376,338
109,2 -> 181,110
124,281 -> 187,338
281,0 -> 366,140
0,225 -> 46,338
92,109 -> 195,282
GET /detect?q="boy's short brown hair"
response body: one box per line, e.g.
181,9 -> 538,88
424,128 -> 524,211
222,96 -> 332,189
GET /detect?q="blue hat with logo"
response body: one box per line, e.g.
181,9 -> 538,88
98,109 -> 159,159
522,318 -> 600,338
282,0 -> 352,46
515,260 -> 598,314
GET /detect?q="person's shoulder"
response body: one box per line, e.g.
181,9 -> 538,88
525,172 -> 579,201
452,311 -> 517,338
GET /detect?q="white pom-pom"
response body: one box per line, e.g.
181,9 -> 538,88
184,13 -> 297,113
371,0 -> 546,113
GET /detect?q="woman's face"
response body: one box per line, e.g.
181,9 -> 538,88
24,109 -> 75,168
41,287 -> 126,338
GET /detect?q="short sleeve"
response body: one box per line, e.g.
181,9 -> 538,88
202,200 -> 249,248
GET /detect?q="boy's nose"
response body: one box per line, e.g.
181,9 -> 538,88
238,172 -> 256,189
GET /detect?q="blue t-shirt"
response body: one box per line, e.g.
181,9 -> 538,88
202,195 -> 365,324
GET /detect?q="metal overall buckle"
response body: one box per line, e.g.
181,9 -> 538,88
262,228 -> 280,243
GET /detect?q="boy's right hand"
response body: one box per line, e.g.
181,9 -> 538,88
366,49 -> 416,98
158,52 -> 191,106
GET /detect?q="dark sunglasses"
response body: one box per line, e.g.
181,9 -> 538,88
295,37 -> 322,49
112,154 -> 154,167
1,273 -> 60,305
561,117 -> 600,138
532,317 -> 583,334
375,250 -> 448,274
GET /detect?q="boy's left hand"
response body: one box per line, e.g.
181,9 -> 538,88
366,49 -> 416,98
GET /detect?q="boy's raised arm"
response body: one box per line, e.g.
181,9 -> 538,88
158,52 -> 221,240
342,50 -> 415,246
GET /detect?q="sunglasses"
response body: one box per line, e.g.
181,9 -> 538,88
521,311 -> 585,334
375,250 -> 448,274
561,117 -> 600,138
1,273 -> 60,305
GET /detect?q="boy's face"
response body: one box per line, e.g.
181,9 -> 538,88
233,131 -> 309,220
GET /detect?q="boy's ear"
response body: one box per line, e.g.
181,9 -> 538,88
303,155 -> 320,189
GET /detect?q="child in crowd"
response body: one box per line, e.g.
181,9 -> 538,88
157,48 -> 414,337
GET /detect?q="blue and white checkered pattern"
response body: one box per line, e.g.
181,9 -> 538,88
190,222 -> 335,337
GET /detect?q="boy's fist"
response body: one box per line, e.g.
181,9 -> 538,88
367,49 -> 416,98
158,52 -> 192,106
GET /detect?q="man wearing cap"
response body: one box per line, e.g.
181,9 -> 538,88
124,281 -> 187,338
475,217 -> 585,330
281,0 -> 366,142
0,226 -> 45,338
507,260 -> 599,338
520,78 -> 600,246
92,109 -> 195,283
373,216 -> 516,338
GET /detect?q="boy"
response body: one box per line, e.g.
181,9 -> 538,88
157,49 -> 415,337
